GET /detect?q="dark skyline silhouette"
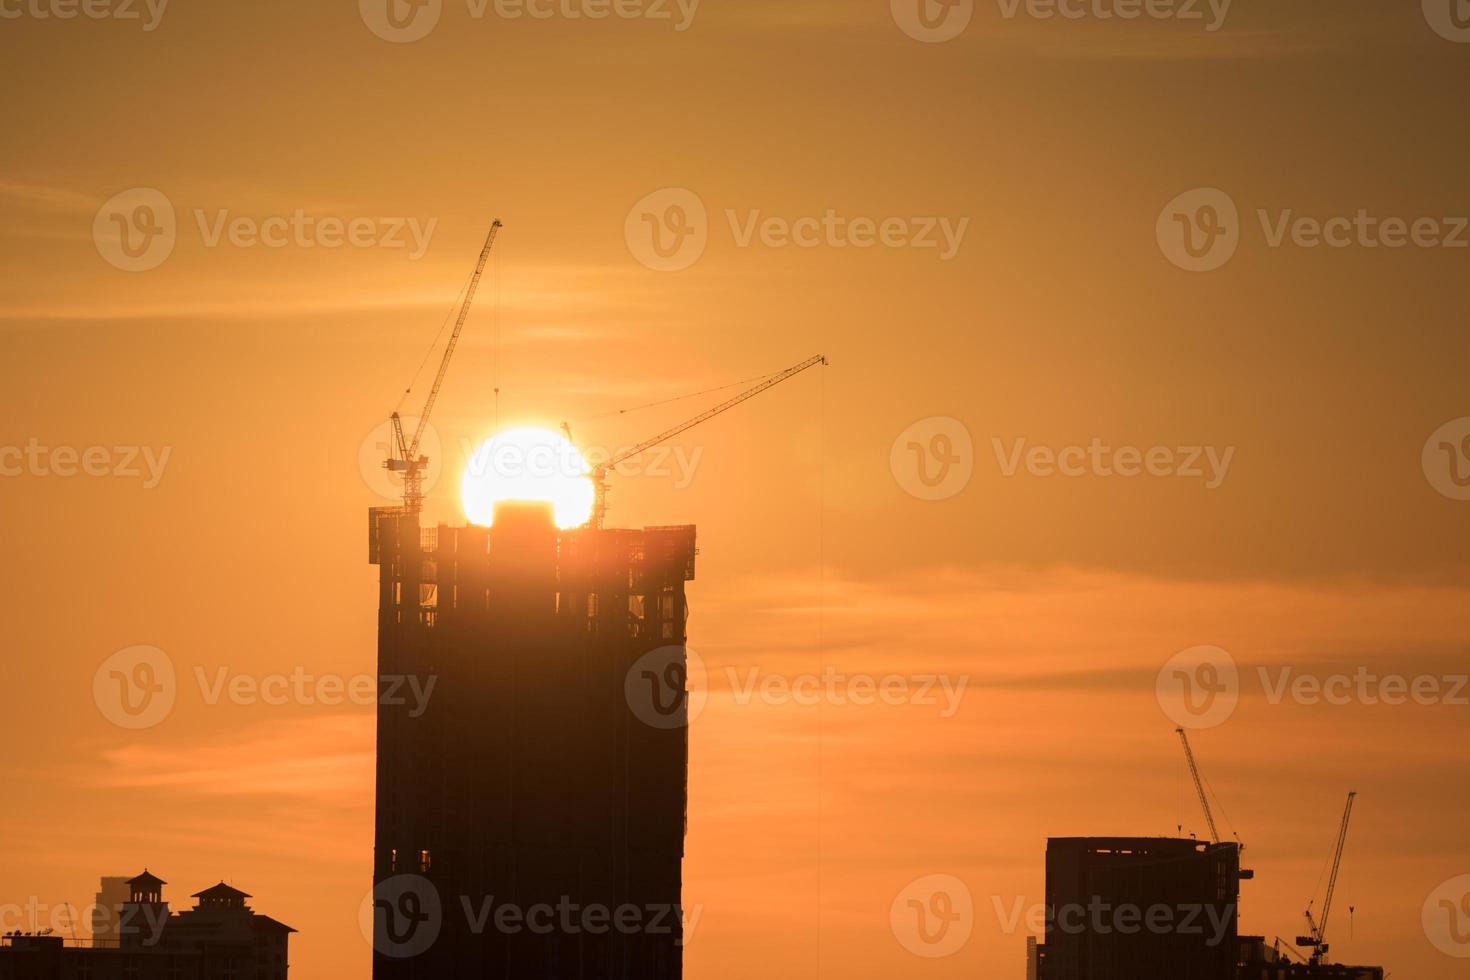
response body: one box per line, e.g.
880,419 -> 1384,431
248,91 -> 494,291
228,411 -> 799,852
0,870 -> 294,979
1029,836 -> 1386,980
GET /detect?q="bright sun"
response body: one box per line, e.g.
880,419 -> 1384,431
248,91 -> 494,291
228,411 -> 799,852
460,425 -> 595,529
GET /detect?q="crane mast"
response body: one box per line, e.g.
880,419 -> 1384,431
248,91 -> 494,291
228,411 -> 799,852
1298,791 -> 1357,966
580,354 -> 827,529
1176,727 -> 1221,844
385,219 -> 502,513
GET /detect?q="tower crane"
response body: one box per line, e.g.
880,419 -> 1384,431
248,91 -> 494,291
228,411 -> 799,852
1176,727 -> 1221,844
385,219 -> 501,513
566,354 -> 827,529
1297,791 -> 1358,966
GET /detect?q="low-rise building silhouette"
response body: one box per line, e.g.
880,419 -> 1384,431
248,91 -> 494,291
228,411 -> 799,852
90,877 -> 131,947
0,870 -> 294,980
1027,837 -> 1386,980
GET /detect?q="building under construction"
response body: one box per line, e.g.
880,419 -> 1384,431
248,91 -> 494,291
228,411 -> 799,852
1028,737 -> 1384,980
368,501 -> 696,978
1025,838 -> 1385,980
364,220 -> 821,978
1030,836 -> 1245,980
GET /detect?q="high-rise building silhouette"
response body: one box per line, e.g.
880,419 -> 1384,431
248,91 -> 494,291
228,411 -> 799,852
368,501 -> 695,978
1032,837 -> 1244,980
1027,836 -> 1389,979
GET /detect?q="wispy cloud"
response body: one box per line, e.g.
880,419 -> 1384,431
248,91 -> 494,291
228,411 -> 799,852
0,179 -> 100,214
89,715 -> 373,799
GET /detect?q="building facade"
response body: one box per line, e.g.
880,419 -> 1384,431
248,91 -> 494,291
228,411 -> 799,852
368,501 -> 696,978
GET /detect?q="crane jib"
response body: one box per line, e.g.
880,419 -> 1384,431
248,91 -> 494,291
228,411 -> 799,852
407,220 -> 502,461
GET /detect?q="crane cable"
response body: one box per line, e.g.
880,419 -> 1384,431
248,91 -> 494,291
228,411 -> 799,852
394,265 -> 477,416
1198,762 -> 1242,845
574,369 -> 783,424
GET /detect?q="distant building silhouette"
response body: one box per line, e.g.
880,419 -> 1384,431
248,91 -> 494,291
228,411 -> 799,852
0,870 -> 294,979
90,876 -> 130,945
368,501 -> 695,978
1032,837 -> 1244,980
1028,837 -> 1385,980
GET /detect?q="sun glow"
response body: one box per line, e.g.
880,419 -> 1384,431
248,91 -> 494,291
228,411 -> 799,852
460,425 -> 596,529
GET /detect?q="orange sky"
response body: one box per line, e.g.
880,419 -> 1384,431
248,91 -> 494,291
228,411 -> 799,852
2,1 -> 1469,977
